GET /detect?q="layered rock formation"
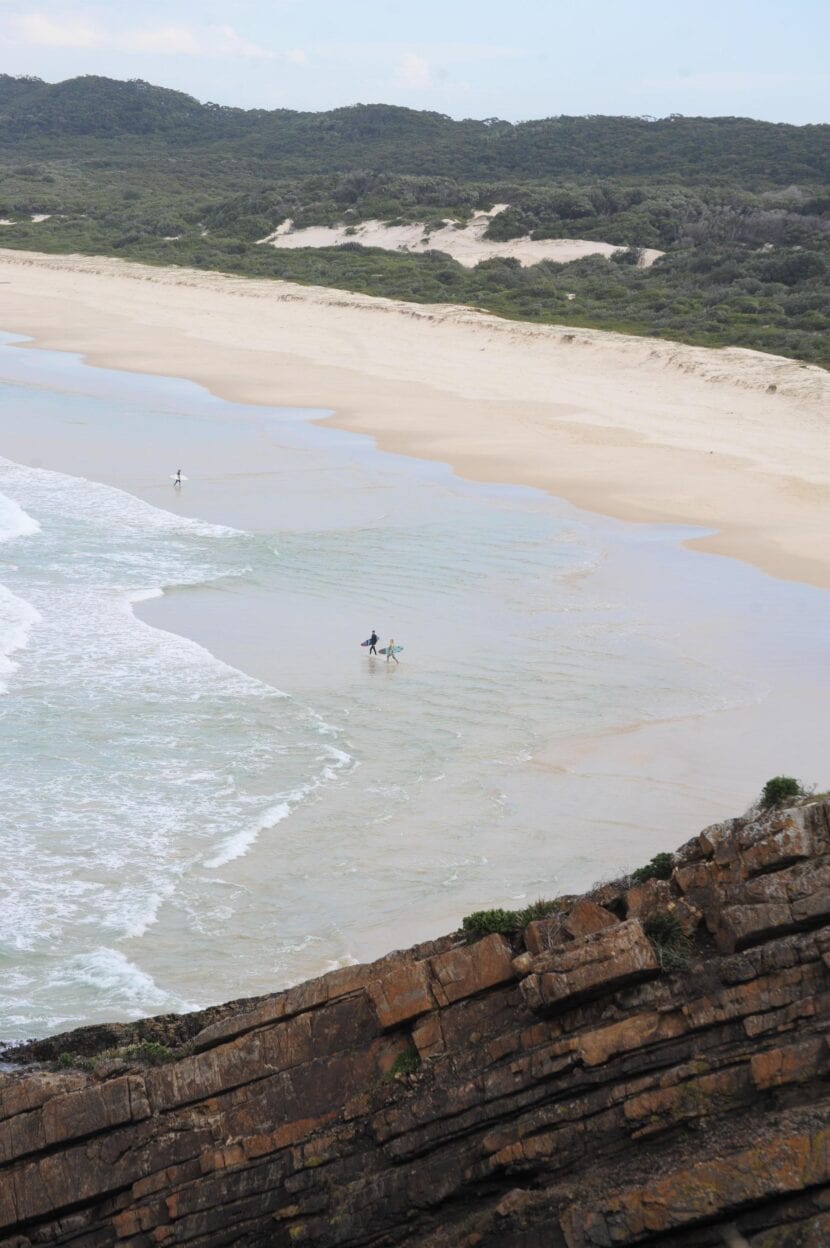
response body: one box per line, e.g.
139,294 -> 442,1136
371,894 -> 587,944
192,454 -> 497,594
2,801 -> 830,1247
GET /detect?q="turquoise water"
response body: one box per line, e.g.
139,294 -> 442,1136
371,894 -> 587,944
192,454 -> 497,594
2,331 -> 829,1041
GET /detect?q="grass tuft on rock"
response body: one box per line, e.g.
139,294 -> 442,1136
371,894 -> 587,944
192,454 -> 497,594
52,1040 -> 178,1072
644,911 -> 691,972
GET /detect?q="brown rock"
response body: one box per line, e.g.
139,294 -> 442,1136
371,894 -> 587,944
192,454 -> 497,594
560,1126 -> 830,1246
0,1076 -> 149,1166
750,1037 -> 827,1089
667,895 -> 703,937
622,1066 -> 748,1131
578,1009 -> 686,1068
367,960 -> 435,1029
588,881 -> 626,910
429,934 -> 516,1007
0,1073 -> 88,1124
520,920 -> 659,1015
524,917 -> 566,956
562,899 -> 618,940
411,1013 -> 444,1060
742,818 -> 815,875
624,877 -> 672,918
716,902 -> 795,952
699,817 -> 743,858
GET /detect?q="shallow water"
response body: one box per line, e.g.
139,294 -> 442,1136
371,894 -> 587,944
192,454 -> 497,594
1,331 -> 828,1040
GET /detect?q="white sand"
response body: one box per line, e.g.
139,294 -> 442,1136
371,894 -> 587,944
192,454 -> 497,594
1,246 -> 828,588
260,204 -> 663,268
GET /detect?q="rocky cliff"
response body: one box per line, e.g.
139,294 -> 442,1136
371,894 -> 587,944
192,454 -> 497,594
2,801 -> 830,1248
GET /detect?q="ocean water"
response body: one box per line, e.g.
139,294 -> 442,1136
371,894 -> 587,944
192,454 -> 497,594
1,331 -> 829,1041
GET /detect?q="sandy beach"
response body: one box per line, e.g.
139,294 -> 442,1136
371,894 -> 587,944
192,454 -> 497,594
1,247 -> 829,589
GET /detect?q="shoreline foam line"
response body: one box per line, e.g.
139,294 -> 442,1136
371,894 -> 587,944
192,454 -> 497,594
0,249 -> 828,590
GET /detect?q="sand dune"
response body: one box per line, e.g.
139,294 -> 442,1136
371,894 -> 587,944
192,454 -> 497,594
259,205 -> 663,268
0,246 -> 828,587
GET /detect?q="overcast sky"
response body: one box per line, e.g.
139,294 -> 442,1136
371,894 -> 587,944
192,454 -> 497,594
1,0 -> 827,124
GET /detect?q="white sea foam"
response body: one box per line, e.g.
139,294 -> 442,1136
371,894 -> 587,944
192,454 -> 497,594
0,454 -> 238,540
0,490 -> 40,544
0,584 -> 41,692
48,948 -> 192,1017
205,801 -> 292,869
204,744 -> 354,868
115,888 -> 174,941
0,489 -> 42,690
0,451 -> 354,1037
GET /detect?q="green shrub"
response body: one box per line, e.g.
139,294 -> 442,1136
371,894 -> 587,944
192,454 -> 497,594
630,852 -> 674,885
462,898 -> 562,941
462,908 -> 519,939
120,1041 -> 176,1066
53,1051 -> 93,1071
518,898 -> 562,924
760,776 -> 803,809
386,1047 -> 420,1079
644,911 -> 690,971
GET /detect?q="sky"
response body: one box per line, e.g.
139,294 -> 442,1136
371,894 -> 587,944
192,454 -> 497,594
0,0 -> 828,124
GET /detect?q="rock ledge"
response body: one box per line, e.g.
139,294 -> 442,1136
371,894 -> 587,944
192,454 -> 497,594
2,801 -> 830,1246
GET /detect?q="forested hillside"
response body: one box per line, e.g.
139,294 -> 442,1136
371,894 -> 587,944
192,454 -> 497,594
1,75 -> 828,366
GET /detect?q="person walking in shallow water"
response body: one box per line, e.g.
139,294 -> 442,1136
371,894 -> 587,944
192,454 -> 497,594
386,638 -> 399,665
368,629 -> 378,656
174,468 -> 182,487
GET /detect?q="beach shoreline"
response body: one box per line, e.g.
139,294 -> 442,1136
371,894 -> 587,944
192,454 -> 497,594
1,247 -> 829,589
4,288 -> 830,1036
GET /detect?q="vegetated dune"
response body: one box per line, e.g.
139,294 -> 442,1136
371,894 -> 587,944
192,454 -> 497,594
258,204 -> 664,269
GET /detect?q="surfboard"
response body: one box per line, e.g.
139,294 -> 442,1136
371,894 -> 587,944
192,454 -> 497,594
169,474 -> 189,482
360,639 -> 372,647
378,645 -> 404,655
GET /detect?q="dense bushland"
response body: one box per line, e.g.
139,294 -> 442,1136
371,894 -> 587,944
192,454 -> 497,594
0,75 -> 827,367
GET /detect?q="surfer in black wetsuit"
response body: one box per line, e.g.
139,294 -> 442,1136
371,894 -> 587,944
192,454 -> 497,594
368,630 -> 378,655
174,469 -> 182,487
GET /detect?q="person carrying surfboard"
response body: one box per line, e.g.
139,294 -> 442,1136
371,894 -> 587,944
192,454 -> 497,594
386,638 -> 399,665
368,630 -> 378,655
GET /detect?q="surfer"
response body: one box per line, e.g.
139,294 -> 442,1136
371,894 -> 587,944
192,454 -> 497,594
386,638 -> 399,665
368,630 -> 378,655
174,469 -> 182,487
